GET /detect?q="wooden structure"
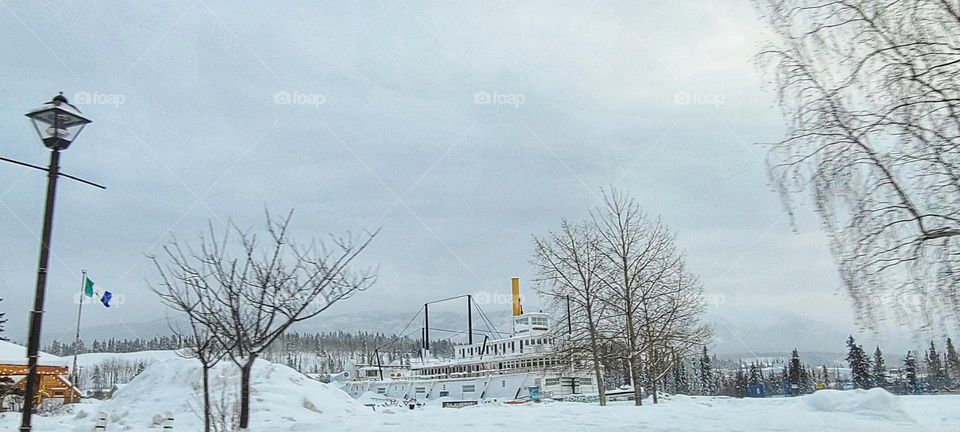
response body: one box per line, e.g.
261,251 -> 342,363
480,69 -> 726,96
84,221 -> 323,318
0,363 -> 80,404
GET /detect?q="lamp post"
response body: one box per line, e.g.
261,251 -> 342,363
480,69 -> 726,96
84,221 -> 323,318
17,94 -> 91,431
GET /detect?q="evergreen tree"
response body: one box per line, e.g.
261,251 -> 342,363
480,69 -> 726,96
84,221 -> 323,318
734,366 -> 747,398
946,338 -> 960,383
904,351 -> 918,393
845,335 -> 872,389
872,347 -> 887,388
698,346 -> 715,395
91,365 -> 105,391
800,367 -> 813,393
0,298 -> 8,342
673,358 -> 690,395
926,341 -> 947,389
787,349 -> 803,393
748,362 -> 763,386
820,365 -> 831,388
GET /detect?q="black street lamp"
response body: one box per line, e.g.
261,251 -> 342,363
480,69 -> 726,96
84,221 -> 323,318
0,94 -> 100,432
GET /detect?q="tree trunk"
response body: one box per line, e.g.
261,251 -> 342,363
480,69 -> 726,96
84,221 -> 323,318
239,357 -> 255,430
626,313 -> 642,405
591,349 -> 607,406
202,365 -> 211,432
650,370 -> 659,404
630,356 -> 643,405
586,318 -> 607,406
650,349 -> 658,404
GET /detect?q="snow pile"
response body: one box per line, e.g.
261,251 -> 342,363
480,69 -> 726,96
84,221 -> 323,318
805,388 -> 910,421
73,357 -> 367,430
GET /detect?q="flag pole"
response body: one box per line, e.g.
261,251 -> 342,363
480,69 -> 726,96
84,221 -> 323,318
71,270 -> 86,390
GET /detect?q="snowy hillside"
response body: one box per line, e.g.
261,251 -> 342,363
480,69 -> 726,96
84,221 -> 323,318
0,357 -> 367,431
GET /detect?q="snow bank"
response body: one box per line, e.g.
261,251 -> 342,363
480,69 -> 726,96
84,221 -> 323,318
805,388 -> 910,421
72,357 -> 366,430
75,349 -> 183,369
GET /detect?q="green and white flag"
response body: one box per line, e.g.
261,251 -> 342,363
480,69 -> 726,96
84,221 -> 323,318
83,276 -> 95,298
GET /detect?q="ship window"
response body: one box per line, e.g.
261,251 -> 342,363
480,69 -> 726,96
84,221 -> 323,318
463,385 -> 476,393
581,378 -> 593,385
545,378 -> 560,386
515,317 -> 528,325
439,391 -> 449,397
531,317 -> 548,326
415,387 -> 426,393
377,387 -> 386,394
502,380 -> 506,387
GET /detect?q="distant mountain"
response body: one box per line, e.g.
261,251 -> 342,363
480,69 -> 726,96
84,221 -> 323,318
40,307 -> 912,357
43,309 -> 514,345
713,351 -> 847,367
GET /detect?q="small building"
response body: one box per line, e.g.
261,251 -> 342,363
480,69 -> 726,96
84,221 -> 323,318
110,383 -> 128,399
0,363 -> 81,404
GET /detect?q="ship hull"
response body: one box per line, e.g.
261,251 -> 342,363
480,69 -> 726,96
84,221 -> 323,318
344,370 -> 596,402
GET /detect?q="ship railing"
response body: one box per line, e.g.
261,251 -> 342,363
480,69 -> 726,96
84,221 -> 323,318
407,365 -> 565,381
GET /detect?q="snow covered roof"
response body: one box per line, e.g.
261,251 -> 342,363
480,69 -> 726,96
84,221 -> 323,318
0,340 -> 67,366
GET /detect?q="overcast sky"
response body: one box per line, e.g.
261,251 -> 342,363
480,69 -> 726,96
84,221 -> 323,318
0,1 -> 928,355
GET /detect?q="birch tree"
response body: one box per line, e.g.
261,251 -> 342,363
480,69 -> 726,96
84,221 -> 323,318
637,259 -> 712,403
592,190 -> 657,405
756,0 -> 960,330
533,219 -> 610,406
592,189 -> 712,405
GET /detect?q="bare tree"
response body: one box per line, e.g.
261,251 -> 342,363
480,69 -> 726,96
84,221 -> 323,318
533,219 -> 610,406
756,0 -> 960,330
593,190 -> 666,404
153,210 -> 377,429
150,264 -> 230,432
593,189 -> 711,405
636,259 -> 712,403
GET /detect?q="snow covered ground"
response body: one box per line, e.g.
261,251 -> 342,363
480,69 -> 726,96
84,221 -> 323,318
0,355 -> 957,431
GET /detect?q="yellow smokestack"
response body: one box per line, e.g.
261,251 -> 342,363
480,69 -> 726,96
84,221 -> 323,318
512,277 -> 523,316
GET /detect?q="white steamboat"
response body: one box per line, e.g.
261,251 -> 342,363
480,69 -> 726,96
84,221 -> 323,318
343,278 -> 596,402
